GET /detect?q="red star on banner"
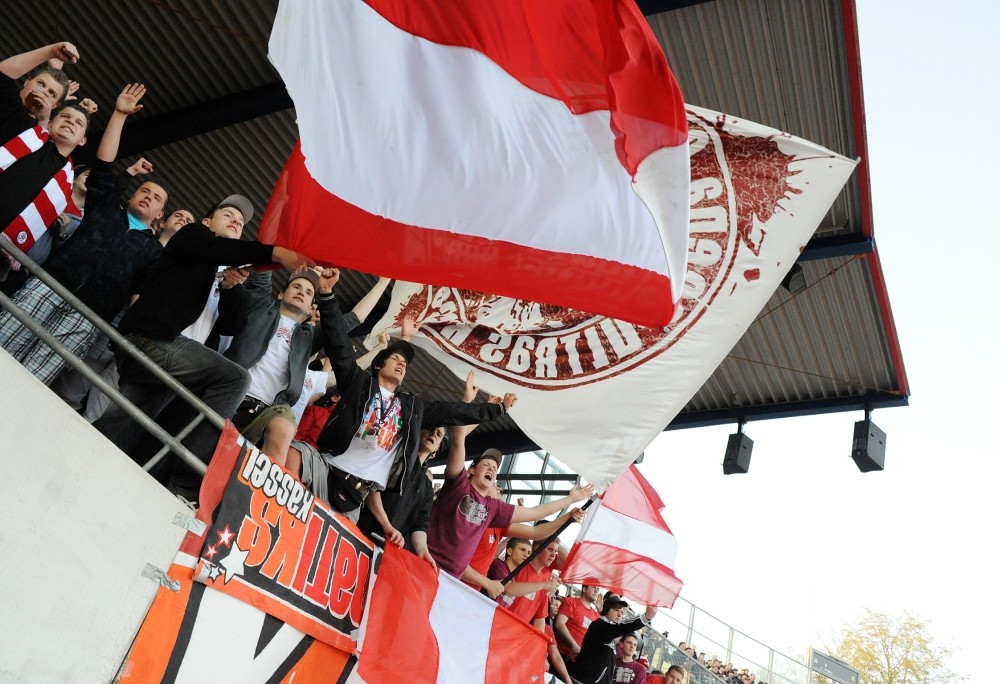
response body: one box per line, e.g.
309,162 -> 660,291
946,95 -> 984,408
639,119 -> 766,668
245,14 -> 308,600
216,525 -> 235,547
204,544 -> 219,560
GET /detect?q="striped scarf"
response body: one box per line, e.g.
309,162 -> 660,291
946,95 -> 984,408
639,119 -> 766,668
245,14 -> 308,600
0,126 -> 75,270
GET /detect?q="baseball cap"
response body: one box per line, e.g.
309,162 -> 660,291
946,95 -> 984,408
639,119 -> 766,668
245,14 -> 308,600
209,194 -> 254,224
472,447 -> 503,467
286,268 -> 320,293
602,593 -> 629,614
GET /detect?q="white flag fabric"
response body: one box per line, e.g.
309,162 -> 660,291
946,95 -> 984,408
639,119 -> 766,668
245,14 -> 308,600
366,107 -> 857,488
264,0 -> 690,327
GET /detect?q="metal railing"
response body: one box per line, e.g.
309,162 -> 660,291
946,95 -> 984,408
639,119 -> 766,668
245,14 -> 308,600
649,594 -> 811,684
3,235 -> 826,681
0,240 -> 223,476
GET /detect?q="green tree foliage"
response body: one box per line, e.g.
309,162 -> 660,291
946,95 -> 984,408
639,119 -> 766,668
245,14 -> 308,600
830,610 -> 963,684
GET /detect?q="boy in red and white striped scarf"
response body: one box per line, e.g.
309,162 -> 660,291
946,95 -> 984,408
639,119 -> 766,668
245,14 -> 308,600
0,42 -> 88,278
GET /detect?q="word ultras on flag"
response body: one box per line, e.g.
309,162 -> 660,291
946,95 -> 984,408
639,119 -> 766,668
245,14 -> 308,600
263,0 -> 690,328
366,107 -> 859,487
562,465 -> 684,609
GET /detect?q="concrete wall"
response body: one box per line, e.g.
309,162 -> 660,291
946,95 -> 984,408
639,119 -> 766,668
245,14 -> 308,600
0,350 -> 191,683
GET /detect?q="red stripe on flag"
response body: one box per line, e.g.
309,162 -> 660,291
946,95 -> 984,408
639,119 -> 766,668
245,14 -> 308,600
364,0 -> 687,174
358,545 -> 440,683
562,540 -> 683,609
484,599 -> 550,682
602,465 -> 673,533
259,143 -> 677,328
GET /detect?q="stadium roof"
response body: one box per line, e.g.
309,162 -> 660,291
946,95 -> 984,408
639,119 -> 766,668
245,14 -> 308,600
6,0 -> 908,455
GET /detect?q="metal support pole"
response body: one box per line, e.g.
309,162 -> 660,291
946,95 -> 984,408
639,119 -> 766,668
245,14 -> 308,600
687,603 -> 695,645
0,242 -> 225,432
142,414 -> 206,472
0,289 -> 206,474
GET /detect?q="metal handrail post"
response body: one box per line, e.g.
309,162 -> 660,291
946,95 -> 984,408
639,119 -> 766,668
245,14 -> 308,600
0,241 -> 224,431
142,414 -> 205,472
0,289 -> 206,474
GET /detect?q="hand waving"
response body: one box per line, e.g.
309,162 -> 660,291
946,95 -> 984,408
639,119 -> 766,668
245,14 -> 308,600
463,371 -> 479,403
569,483 -> 595,502
115,83 -> 146,116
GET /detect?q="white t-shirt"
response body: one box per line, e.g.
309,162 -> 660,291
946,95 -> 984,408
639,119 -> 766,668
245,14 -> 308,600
323,386 -> 403,488
247,314 -> 296,404
180,267 -> 225,344
291,369 -> 331,425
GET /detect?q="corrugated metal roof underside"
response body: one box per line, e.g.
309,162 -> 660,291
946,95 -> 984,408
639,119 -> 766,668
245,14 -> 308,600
2,0 -> 906,452
689,256 -> 901,413
647,0 -> 861,239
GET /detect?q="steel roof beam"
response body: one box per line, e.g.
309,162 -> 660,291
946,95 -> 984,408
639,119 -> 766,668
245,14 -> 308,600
77,83 -> 292,162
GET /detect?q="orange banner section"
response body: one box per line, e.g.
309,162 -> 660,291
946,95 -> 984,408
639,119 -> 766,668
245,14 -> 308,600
119,425 -> 367,682
191,429 -> 374,652
118,563 -> 355,683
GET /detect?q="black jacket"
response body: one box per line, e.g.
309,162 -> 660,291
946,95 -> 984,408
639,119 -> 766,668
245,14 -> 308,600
357,460 -> 434,546
315,292 -> 506,494
43,160 -> 163,321
120,223 -> 272,340
570,615 -> 649,684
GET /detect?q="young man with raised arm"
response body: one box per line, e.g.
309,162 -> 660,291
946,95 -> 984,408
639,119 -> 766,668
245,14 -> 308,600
425,415 -> 594,578
94,194 -> 312,470
287,270 -> 514,530
1,84 -> 162,384
570,595 -> 658,684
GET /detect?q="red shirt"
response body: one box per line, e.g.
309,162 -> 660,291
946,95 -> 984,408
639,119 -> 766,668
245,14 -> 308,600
462,526 -> 504,589
294,403 -> 334,448
489,558 -> 550,624
556,596 -> 600,657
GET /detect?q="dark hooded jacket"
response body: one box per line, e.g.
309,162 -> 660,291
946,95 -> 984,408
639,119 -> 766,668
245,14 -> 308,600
314,292 -> 505,494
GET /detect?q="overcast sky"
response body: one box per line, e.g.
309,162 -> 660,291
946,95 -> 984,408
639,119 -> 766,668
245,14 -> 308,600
637,2 -> 999,681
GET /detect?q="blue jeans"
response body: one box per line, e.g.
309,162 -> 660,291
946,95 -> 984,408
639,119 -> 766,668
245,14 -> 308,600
94,333 -> 251,467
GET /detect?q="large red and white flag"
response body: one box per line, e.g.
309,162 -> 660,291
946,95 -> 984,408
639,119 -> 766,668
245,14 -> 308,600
561,465 -> 683,608
365,107 -> 858,487
356,544 -> 549,683
264,0 -> 690,327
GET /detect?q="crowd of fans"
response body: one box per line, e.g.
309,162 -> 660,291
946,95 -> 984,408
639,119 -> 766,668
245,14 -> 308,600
0,41 -> 694,684
640,637 -> 770,684
1,40 -> 788,684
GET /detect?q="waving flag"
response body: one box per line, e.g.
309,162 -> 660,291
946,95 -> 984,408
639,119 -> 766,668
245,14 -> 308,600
561,465 -> 683,608
264,0 -> 689,327
356,544 -> 548,683
365,107 -> 858,487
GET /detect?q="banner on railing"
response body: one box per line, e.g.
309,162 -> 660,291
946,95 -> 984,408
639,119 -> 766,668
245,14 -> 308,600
191,435 -> 375,652
118,424 -> 365,682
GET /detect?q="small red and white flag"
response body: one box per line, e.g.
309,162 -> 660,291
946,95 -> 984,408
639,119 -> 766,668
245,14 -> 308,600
561,465 -> 684,608
356,544 -> 549,683
264,0 -> 690,328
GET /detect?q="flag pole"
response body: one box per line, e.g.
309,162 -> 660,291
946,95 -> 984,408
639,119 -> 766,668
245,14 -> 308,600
500,497 -> 595,585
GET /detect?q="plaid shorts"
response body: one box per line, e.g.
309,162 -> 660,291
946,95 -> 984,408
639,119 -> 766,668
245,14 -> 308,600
0,277 -> 98,385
